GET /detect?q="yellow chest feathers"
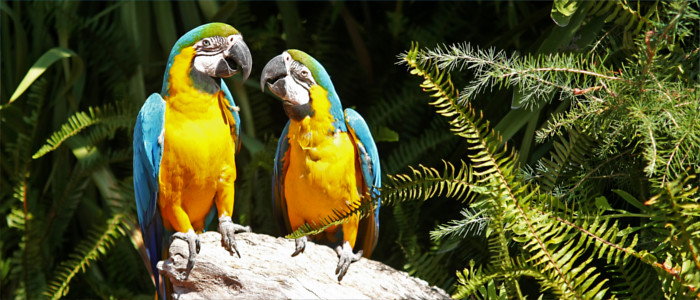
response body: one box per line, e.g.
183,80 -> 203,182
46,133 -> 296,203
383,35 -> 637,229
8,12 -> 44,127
160,47 -> 237,186
285,86 -> 361,208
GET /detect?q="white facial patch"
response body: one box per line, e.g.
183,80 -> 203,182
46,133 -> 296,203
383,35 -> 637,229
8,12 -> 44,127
281,51 -> 315,105
193,53 -> 227,77
227,34 -> 244,47
284,77 -> 311,105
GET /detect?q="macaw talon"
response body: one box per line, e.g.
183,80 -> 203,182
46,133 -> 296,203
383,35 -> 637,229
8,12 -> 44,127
335,241 -> 362,282
170,229 -> 200,273
218,216 -> 251,258
292,236 -> 307,257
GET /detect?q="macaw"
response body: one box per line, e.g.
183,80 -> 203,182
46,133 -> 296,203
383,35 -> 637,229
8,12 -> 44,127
133,22 -> 252,297
260,50 -> 381,281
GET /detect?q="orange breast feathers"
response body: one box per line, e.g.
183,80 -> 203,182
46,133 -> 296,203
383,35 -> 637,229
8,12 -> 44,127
283,85 -> 362,247
157,47 -> 237,233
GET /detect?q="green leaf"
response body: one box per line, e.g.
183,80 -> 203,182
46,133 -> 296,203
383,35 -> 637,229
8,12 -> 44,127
7,47 -> 77,105
594,196 -> 612,211
612,189 -> 649,213
372,126 -> 399,143
152,1 -> 177,55
550,0 -> 580,27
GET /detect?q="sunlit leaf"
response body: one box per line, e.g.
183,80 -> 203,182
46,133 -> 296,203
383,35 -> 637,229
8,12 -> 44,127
7,47 -> 77,105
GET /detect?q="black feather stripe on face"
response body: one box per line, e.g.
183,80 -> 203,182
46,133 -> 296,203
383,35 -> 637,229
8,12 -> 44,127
196,36 -> 227,54
290,61 -> 315,89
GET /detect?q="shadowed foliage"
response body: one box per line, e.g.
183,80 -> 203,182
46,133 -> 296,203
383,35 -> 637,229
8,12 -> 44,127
1,1 -> 697,298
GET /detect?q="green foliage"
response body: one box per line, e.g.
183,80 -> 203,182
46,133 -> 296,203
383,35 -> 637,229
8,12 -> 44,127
376,1 -> 699,298
2,1 -> 697,298
32,101 -> 136,159
46,213 -> 131,299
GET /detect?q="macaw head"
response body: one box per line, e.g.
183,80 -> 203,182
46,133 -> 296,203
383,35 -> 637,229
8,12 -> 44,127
260,49 -> 343,124
161,22 -> 252,94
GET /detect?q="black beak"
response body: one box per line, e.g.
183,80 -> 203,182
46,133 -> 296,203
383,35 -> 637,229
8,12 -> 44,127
260,53 -> 288,96
226,36 -> 252,82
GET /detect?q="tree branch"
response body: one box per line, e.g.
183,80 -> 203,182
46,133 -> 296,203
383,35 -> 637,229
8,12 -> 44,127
157,231 -> 450,299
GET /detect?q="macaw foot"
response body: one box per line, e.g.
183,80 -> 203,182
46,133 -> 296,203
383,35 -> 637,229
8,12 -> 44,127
291,236 -> 307,257
170,229 -> 200,273
218,216 -> 251,258
335,241 -> 363,282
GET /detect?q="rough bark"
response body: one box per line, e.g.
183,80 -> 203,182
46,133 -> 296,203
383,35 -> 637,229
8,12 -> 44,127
157,231 -> 450,299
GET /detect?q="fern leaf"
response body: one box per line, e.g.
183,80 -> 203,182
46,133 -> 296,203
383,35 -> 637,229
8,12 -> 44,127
32,101 -> 136,159
284,193 -> 378,240
430,207 -> 489,241
383,121 -> 456,174
401,43 -> 616,299
44,213 -> 129,299
383,160 -> 481,206
537,126 -> 595,192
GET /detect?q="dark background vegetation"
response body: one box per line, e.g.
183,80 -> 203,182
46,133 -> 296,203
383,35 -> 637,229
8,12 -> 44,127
4,1 -> 695,299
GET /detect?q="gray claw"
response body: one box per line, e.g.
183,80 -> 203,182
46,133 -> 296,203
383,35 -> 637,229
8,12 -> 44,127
219,216 -> 251,258
292,236 -> 307,257
170,229 -> 200,273
335,241 -> 362,282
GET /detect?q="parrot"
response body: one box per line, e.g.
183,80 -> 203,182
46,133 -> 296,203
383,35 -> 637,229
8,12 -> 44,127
133,22 -> 252,297
260,49 -> 381,281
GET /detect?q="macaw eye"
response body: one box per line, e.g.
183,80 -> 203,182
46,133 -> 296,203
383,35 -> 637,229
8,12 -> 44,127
301,70 -> 308,77
203,40 -> 211,47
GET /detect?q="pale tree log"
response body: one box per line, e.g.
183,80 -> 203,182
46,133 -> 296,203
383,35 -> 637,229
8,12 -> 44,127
157,231 -> 450,299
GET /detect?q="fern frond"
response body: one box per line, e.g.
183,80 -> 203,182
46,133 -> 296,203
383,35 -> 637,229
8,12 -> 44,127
383,160 -> 481,205
383,120 -> 456,174
537,126 -> 595,192
3,80 -> 51,299
77,148 -> 133,173
44,168 -> 90,250
365,83 -> 430,128
284,193 -> 377,240
645,173 -> 700,296
410,42 -> 626,110
400,241 -> 454,289
430,207 -> 489,241
393,199 -> 457,289
32,100 -> 136,159
608,256 -> 663,299
401,43 -> 615,299
396,201 -> 457,290
453,261 -> 549,299
44,212 -> 129,300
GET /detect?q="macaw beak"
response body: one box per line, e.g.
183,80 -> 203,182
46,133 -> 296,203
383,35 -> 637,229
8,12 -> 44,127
260,53 -> 288,96
225,34 -> 252,82
261,52 -> 313,121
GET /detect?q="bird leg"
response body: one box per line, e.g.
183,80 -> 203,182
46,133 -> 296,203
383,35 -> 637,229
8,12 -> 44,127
218,216 -> 251,258
169,229 -> 200,273
291,235 -> 307,257
335,241 -> 363,281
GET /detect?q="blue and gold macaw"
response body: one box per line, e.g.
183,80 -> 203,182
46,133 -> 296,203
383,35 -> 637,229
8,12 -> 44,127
133,23 -> 252,297
261,50 -> 381,281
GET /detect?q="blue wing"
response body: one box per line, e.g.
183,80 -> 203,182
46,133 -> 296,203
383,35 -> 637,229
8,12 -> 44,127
344,108 -> 381,255
220,79 -> 242,153
272,121 -> 292,234
133,93 -> 166,297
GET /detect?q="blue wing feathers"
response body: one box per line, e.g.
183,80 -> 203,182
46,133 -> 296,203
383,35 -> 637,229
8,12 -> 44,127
133,93 -> 166,297
272,121 -> 292,233
344,108 -> 381,253
134,93 -> 165,231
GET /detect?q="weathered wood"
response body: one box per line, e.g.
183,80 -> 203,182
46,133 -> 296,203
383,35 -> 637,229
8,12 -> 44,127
157,231 -> 450,299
